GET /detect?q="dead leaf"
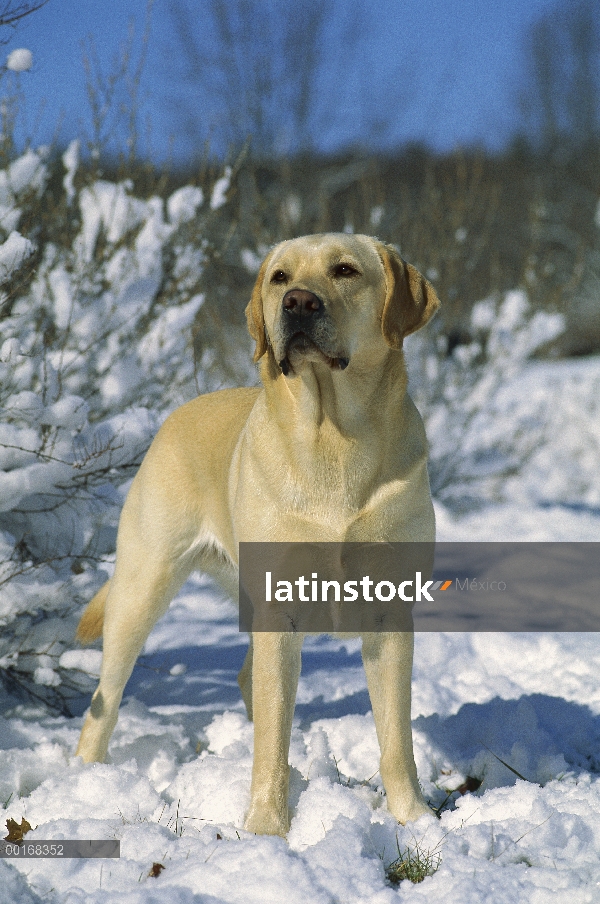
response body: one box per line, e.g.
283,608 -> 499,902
5,817 -> 33,843
148,862 -> 165,878
457,776 -> 483,795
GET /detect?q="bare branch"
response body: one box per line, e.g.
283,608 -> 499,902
518,0 -> 600,155
165,0 -> 396,160
0,0 -> 49,29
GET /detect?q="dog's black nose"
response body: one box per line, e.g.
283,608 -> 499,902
282,289 -> 322,317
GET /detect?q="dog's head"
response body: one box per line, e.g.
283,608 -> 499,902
245,234 -> 440,376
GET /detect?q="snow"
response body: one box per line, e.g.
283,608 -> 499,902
59,649 -> 102,677
62,140 -> 80,205
2,369 -> 599,904
8,149 -> 47,196
6,48 -> 32,72
210,166 -> 231,210
1,146 -> 600,902
0,230 -> 33,280
76,181 -> 149,262
4,615 -> 600,903
167,186 -> 204,225
0,337 -> 20,362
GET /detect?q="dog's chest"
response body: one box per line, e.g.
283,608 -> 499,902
229,421 -> 428,543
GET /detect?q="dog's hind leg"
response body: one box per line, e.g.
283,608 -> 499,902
75,552 -> 192,764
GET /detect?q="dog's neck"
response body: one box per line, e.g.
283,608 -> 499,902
260,348 -> 409,440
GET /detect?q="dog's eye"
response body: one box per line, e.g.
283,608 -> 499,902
333,263 -> 359,278
270,269 -> 288,284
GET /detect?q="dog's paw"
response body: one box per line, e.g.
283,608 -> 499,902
244,805 -> 289,837
389,793 -> 435,825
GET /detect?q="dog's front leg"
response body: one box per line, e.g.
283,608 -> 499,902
237,635 -> 253,721
244,631 -> 303,836
362,632 -> 431,824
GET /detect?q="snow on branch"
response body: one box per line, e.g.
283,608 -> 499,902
0,145 -> 235,711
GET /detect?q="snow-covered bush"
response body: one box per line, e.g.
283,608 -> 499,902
407,290 -> 566,513
0,142 -> 247,711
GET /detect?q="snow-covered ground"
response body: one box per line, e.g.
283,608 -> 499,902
1,148 -> 600,902
2,358 -> 600,904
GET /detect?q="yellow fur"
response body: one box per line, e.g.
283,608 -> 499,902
76,580 -> 110,643
74,234 -> 440,836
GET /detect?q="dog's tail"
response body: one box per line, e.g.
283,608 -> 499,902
76,580 -> 110,644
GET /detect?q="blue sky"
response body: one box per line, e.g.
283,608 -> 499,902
4,0 -> 560,160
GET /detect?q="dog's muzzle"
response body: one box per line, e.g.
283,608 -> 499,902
277,289 -> 349,376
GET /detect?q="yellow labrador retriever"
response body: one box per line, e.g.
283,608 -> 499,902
75,233 -> 440,836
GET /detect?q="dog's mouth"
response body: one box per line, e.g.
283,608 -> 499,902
278,332 -> 349,377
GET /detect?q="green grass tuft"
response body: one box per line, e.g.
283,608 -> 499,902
385,841 -> 441,885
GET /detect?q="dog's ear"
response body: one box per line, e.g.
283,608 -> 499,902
377,242 -> 440,348
244,253 -> 271,362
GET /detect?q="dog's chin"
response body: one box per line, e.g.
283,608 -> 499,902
278,334 -> 349,377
